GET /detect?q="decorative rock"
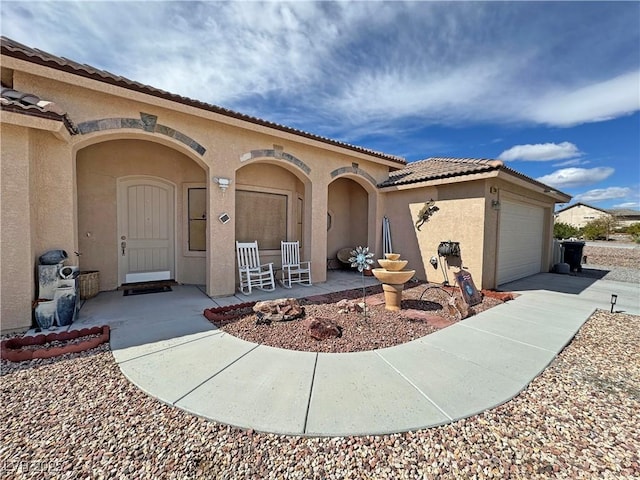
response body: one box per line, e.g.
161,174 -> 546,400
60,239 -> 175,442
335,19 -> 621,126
255,311 -> 271,326
252,298 -> 304,322
302,317 -> 342,340
451,295 -> 475,319
336,299 -> 365,314
401,310 -> 456,329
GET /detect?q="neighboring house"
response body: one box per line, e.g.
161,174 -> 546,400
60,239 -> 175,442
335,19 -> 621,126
0,37 -> 570,333
608,209 -> 640,228
555,203 -> 640,229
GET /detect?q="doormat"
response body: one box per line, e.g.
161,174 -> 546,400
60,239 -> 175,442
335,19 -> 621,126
123,285 -> 172,296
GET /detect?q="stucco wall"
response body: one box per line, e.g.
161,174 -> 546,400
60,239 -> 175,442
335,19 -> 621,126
76,139 -> 207,290
1,123 -> 76,332
31,131 -> 77,261
382,181 -> 487,287
556,204 -> 610,229
1,124 -> 34,332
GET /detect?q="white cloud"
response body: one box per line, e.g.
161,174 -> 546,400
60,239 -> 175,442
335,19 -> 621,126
612,201 -> 640,209
553,159 -> 589,167
498,142 -> 581,162
529,71 -> 640,127
536,167 -> 614,189
0,2 -> 638,132
573,187 -> 631,202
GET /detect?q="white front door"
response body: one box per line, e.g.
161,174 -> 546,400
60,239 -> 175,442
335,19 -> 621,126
117,177 -> 175,285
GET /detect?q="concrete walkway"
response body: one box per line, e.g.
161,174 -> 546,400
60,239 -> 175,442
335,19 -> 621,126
75,271 -> 639,436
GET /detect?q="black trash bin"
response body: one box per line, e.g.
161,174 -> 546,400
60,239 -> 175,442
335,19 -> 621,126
562,241 -> 585,272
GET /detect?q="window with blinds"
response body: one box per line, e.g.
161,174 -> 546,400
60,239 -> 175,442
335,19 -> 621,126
235,190 -> 287,249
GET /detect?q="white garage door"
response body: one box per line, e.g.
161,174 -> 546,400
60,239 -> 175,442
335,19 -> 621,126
497,199 -> 545,285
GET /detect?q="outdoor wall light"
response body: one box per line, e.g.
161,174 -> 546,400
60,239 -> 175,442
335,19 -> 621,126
213,177 -> 232,193
610,294 -> 617,313
491,200 -> 501,210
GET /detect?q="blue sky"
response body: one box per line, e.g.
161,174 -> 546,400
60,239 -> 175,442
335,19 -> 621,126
2,1 -> 639,210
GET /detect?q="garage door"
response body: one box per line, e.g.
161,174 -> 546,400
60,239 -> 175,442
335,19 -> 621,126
497,199 -> 545,285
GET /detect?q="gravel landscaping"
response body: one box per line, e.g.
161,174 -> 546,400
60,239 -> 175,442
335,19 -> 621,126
212,283 -> 504,353
1,310 -> 638,479
1,244 -> 638,479
581,244 -> 640,283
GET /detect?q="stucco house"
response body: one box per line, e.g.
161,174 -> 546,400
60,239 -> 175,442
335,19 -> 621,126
609,209 -> 640,228
555,203 -> 640,229
0,37 -> 570,333
555,203 -> 612,229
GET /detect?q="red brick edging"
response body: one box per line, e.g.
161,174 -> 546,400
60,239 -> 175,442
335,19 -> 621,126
203,302 -> 256,323
480,290 -> 517,302
1,325 -> 110,362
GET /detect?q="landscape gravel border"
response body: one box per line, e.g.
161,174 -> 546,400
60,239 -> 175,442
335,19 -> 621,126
1,310 -> 638,479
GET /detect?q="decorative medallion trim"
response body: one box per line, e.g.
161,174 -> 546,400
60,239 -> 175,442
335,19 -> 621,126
77,112 -> 206,155
330,165 -> 377,186
239,149 -> 311,175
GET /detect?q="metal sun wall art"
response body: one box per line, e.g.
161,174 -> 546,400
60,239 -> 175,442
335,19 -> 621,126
415,200 -> 440,231
348,246 -> 374,319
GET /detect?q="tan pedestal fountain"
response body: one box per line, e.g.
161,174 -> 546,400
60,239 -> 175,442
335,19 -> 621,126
371,253 -> 416,311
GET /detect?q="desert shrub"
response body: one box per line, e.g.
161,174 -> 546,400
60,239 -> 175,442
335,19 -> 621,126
581,216 -> 618,240
625,222 -> 640,242
554,222 -> 579,239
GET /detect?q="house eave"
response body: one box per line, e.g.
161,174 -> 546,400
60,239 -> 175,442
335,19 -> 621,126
378,170 -> 500,192
495,170 -> 571,203
0,107 -> 72,141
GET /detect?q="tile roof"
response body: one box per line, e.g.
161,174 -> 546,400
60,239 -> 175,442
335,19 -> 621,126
378,157 -> 504,187
0,36 -> 405,165
556,203 -> 640,217
378,157 -> 571,200
555,202 -> 609,214
608,208 -> 640,217
1,86 -> 78,134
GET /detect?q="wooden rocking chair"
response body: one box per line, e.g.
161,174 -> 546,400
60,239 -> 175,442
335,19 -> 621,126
236,241 -> 276,295
280,241 -> 312,288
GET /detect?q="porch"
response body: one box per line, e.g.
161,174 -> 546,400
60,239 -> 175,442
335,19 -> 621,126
73,269 -> 380,343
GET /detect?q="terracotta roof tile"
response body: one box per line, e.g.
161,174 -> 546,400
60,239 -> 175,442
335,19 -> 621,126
1,86 -> 78,134
608,208 -> 640,217
380,157 -> 571,201
1,36 -> 404,165
378,157 -> 503,187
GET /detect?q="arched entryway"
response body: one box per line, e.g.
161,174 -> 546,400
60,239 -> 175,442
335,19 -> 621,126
76,138 -> 207,290
234,160 -> 311,269
327,177 -> 372,267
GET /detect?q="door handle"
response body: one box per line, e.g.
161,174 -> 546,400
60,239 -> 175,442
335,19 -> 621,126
121,241 -> 127,256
